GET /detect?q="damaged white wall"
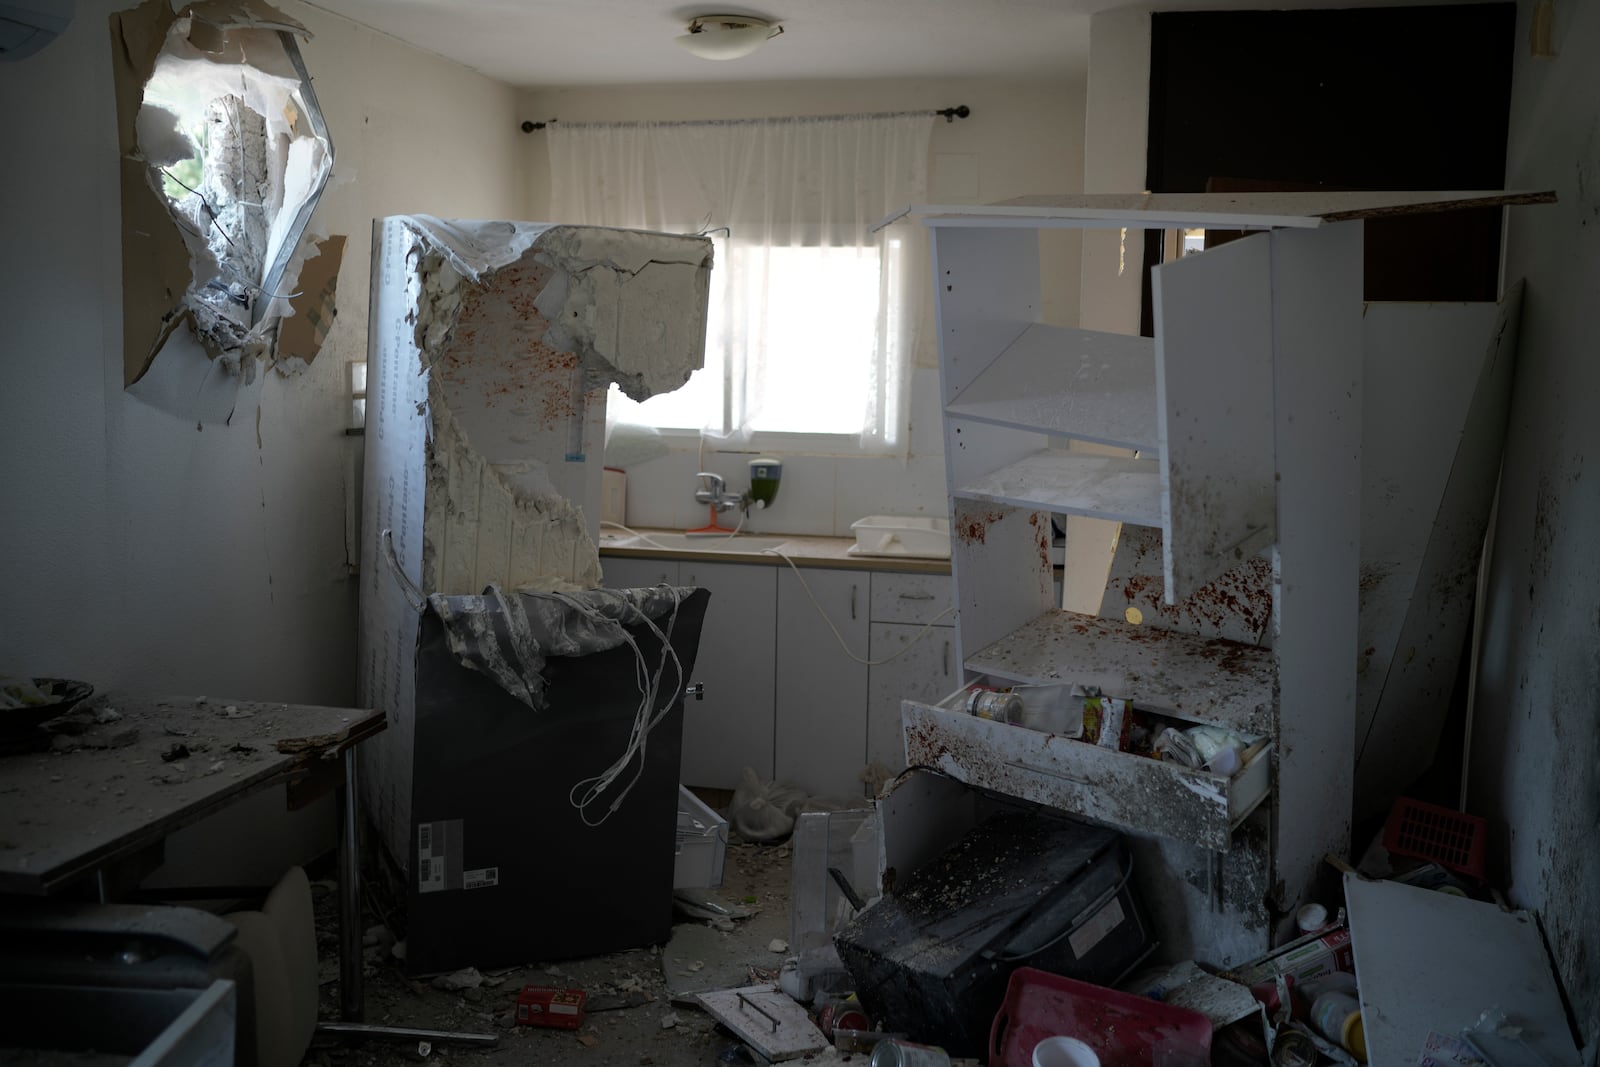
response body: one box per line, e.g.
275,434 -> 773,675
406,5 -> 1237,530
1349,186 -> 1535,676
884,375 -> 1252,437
520,77 -> 1085,535
1468,0 -> 1600,1048
0,1 -> 524,879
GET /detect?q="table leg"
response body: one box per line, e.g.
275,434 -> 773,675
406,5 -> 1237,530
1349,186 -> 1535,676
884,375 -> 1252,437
316,747 -> 497,1049
338,746 -> 363,1024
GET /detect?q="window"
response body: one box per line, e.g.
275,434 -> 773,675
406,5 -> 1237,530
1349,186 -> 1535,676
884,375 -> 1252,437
548,113 -> 933,455
610,238 -> 902,442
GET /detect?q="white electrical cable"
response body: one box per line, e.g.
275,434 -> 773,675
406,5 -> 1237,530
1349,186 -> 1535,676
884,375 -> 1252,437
763,548 -> 954,666
554,586 -> 687,828
600,515 -> 748,550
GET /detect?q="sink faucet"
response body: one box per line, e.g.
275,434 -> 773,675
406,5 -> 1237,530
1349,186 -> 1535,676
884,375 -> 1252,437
694,472 -> 757,514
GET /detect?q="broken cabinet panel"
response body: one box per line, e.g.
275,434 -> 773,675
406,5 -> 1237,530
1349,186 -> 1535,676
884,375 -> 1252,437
901,692 -> 1272,852
1152,231 -> 1277,600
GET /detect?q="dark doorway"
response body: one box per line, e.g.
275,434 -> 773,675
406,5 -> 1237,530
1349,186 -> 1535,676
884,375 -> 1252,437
1140,4 -> 1517,333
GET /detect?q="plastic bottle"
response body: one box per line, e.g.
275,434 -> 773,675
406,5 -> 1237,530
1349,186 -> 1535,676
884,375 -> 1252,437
1308,979 -> 1366,1061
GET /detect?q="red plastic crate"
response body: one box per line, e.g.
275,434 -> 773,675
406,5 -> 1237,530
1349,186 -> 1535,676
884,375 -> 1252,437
989,968 -> 1212,1067
1382,796 -> 1486,880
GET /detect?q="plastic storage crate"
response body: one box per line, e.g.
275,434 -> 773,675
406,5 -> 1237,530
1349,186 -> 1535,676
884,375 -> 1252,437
989,967 -> 1212,1067
674,786 -> 728,889
1382,796 -> 1486,880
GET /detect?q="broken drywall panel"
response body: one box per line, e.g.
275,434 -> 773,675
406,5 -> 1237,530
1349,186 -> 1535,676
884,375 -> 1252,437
1353,286 -> 1523,818
272,234 -> 346,374
125,320 -> 264,426
357,216 -> 712,871
112,0 -> 334,398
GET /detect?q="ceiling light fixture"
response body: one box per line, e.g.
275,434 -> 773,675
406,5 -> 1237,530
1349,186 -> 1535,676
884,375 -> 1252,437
676,14 -> 783,61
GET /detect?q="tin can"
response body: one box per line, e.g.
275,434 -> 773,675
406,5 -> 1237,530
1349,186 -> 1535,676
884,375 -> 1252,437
966,687 -> 1023,723
870,1038 -> 952,1067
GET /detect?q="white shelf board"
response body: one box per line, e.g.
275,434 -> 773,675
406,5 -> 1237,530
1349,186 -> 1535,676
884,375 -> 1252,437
882,190 -> 1556,232
964,609 -> 1276,736
952,451 -> 1163,526
945,323 -> 1159,452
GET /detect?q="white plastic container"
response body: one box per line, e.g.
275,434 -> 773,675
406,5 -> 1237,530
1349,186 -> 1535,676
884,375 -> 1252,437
601,467 -> 627,527
849,515 -> 951,558
673,786 -> 727,889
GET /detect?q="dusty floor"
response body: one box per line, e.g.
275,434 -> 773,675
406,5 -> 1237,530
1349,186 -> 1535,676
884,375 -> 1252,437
309,841 -> 833,1067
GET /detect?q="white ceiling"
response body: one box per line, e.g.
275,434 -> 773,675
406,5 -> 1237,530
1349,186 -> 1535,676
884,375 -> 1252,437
302,0 -> 1480,93
302,0 -> 1105,89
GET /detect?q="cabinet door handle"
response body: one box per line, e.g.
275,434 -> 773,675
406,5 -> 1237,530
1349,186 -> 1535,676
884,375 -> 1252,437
943,640 -> 950,676
899,592 -> 935,600
850,585 -> 857,620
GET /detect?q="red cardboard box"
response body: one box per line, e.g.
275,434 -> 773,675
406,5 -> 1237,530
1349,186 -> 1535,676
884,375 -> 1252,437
515,986 -> 587,1029
1227,926 -> 1354,988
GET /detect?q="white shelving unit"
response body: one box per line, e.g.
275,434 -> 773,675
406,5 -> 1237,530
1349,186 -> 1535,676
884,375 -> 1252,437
894,190 -> 1541,961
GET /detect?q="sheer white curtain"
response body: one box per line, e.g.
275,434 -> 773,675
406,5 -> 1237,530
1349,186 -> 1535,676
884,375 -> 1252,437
547,112 -> 933,454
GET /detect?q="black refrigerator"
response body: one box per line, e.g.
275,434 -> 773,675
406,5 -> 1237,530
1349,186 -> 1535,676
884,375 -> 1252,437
403,585 -> 709,974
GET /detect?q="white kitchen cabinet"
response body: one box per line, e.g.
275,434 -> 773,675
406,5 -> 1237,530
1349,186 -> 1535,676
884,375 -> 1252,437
774,566 -> 870,799
866,571 -> 956,776
602,556 -> 778,790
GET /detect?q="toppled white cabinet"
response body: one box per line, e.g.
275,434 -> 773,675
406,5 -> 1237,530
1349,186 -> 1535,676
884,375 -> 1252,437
358,217 -> 713,868
897,191 -> 1541,962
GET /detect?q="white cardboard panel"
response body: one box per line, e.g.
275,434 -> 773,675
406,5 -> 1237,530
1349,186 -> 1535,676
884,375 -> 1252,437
946,323 -> 1159,451
1355,286 -> 1523,815
1153,232 -> 1277,602
1268,221 -> 1364,917
1345,874 -> 1581,1067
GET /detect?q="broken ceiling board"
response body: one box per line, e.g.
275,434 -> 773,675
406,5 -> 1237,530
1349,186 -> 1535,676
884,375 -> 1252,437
1153,229 -> 1277,602
696,985 -> 827,1061
964,609 -> 1276,737
888,190 -> 1556,232
1345,875 -> 1581,1067
945,324 -> 1159,452
0,694 -> 383,895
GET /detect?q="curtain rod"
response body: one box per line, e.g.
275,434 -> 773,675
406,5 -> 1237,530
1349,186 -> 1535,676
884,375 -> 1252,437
519,105 -> 968,134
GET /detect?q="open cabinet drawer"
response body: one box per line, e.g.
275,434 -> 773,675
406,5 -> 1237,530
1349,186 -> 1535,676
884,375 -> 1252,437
901,694 -> 1271,852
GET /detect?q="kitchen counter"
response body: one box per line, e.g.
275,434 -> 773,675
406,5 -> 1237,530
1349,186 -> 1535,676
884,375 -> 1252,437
596,527 -> 952,575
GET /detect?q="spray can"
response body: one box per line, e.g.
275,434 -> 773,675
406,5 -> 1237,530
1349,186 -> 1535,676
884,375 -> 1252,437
965,687 -> 1023,724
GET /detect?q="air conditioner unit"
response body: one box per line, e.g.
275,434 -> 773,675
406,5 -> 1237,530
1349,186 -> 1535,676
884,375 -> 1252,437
0,1 -> 72,62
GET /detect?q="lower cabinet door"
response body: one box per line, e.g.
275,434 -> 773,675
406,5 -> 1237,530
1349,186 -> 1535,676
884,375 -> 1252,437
677,561 -> 778,790
775,567 -> 870,799
867,622 -> 955,776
